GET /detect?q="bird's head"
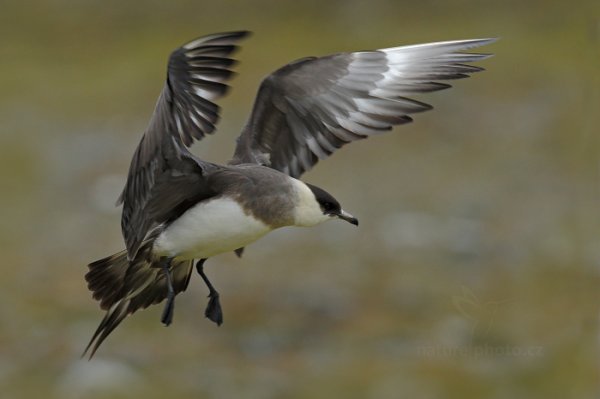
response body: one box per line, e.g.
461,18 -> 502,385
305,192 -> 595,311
293,181 -> 358,227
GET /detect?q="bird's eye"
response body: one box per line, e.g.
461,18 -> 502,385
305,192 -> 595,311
323,202 -> 335,212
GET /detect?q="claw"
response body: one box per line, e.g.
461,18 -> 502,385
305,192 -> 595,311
205,292 -> 223,326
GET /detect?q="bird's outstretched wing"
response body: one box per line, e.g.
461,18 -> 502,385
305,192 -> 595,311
119,31 -> 250,259
231,38 -> 495,177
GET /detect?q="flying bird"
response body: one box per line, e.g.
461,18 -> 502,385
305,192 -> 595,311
84,31 -> 495,357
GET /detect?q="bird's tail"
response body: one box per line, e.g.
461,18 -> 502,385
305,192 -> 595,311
83,241 -> 194,358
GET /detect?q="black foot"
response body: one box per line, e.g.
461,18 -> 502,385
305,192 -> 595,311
196,259 -> 223,326
160,257 -> 175,326
161,295 -> 175,326
205,292 -> 223,326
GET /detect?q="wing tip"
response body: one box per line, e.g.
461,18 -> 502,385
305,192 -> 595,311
458,37 -> 499,46
182,30 -> 252,50
381,37 -> 499,54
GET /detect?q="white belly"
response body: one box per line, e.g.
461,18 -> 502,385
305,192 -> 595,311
154,197 -> 272,259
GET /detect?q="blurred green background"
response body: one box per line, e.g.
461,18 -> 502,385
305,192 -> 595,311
1,0 -> 598,398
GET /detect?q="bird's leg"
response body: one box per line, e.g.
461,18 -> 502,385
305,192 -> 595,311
196,259 -> 223,326
160,257 -> 176,326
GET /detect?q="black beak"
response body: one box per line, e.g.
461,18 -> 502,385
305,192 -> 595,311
338,210 -> 359,226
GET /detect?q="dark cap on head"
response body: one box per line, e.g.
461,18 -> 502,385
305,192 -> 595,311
305,183 -> 341,214
305,183 -> 358,225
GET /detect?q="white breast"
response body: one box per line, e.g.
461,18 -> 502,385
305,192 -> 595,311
154,197 -> 272,259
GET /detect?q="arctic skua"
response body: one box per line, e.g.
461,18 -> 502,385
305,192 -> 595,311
84,31 -> 495,357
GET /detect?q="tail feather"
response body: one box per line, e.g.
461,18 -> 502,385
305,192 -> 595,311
83,300 -> 131,359
86,250 -> 131,310
84,242 -> 194,358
